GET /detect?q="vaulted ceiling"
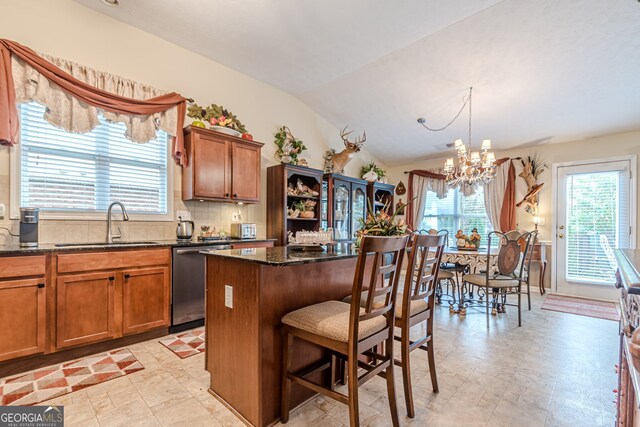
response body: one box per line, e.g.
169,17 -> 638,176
74,0 -> 640,165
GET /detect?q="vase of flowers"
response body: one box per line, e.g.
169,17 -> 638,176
187,103 -> 247,137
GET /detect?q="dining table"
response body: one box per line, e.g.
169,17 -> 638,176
436,247 -> 500,315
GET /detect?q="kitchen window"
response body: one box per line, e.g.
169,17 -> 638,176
419,186 -> 492,239
10,102 -> 172,220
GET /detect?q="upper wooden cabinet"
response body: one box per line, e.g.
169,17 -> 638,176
0,256 -> 47,362
182,126 -> 263,203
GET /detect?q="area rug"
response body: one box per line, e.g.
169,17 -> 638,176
159,327 -> 205,359
0,348 -> 143,406
541,294 -> 620,321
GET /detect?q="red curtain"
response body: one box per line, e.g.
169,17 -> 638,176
499,159 -> 517,232
0,39 -> 188,165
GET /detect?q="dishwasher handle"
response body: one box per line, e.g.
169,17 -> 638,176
176,245 -> 232,255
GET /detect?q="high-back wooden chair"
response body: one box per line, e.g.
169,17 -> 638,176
280,234 -> 409,427
395,232 -> 446,418
462,230 -> 537,328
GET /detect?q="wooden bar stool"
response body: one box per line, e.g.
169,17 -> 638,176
280,234 -> 409,427
341,233 -> 446,418
395,233 -> 446,418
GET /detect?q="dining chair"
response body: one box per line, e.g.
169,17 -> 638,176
280,234 -> 409,427
504,229 -> 533,310
421,229 -> 457,308
461,230 -> 537,328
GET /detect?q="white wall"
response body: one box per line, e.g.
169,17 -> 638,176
386,130 -> 640,243
0,0 -> 383,244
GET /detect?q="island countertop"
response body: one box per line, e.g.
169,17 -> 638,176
200,243 -> 358,266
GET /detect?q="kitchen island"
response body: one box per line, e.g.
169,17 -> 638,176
202,245 -> 369,427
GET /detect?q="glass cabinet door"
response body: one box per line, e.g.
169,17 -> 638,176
352,185 -> 366,239
333,184 -> 350,240
320,180 -> 328,230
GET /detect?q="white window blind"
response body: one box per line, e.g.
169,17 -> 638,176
19,102 -> 168,215
565,170 -> 630,283
420,187 -> 492,240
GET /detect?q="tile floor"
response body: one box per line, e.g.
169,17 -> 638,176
39,292 -> 618,426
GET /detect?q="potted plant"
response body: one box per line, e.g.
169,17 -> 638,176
360,161 -> 387,183
299,200 -> 317,218
187,103 -> 247,136
274,126 -> 307,165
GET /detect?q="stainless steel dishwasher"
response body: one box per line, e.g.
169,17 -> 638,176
171,244 -> 231,333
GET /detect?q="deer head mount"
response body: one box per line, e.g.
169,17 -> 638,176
323,126 -> 366,174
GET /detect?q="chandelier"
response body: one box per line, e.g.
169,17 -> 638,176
417,87 -> 496,187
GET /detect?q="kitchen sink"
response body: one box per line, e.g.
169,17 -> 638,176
54,241 -> 158,247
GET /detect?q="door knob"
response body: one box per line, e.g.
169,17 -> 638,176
559,225 -> 565,230
559,234 -> 565,239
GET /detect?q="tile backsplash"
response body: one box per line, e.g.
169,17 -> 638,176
0,192 -> 261,246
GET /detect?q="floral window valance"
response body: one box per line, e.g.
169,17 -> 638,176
0,39 -> 188,165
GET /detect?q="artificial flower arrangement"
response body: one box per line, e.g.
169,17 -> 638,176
455,228 -> 481,249
288,199 -> 316,219
274,125 -> 307,165
360,161 -> 387,183
187,103 -> 247,133
355,200 -> 409,247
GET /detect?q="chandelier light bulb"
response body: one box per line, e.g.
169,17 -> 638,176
481,139 -> 492,151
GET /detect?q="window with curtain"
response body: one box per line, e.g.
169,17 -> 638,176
419,187 -> 492,240
18,102 -> 169,216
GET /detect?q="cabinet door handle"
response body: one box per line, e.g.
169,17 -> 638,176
225,193 -> 230,198
108,276 -> 115,281
233,193 -> 238,198
37,283 -> 45,288
124,274 -> 130,279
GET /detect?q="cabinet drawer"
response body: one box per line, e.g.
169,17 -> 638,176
57,248 -> 170,274
231,241 -> 274,249
0,256 -> 45,279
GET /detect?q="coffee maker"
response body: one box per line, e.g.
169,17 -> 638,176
19,207 -> 39,247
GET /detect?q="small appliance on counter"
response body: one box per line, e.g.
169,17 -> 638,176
230,223 -> 256,239
176,217 -> 195,240
19,207 -> 39,247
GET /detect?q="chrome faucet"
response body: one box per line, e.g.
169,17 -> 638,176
107,201 -> 129,243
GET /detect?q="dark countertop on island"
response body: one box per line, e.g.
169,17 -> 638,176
0,238 -> 276,256
201,244 -> 358,266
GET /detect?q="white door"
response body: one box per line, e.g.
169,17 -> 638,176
554,158 -> 635,301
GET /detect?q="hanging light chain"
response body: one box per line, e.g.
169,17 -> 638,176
417,89 -> 471,132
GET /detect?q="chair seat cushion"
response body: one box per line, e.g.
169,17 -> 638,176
343,291 -> 428,319
437,270 -> 454,280
281,300 -> 387,342
463,273 -> 520,288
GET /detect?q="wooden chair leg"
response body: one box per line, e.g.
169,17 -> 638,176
400,329 -> 414,418
340,357 -> 347,385
330,354 -> 337,391
427,339 -> 439,394
385,334 -> 400,427
280,331 -> 294,423
347,351 -> 360,427
527,278 -> 531,310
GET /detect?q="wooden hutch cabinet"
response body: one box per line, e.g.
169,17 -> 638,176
367,181 -> 395,215
182,126 -> 263,203
321,174 -> 368,242
267,164 -> 324,246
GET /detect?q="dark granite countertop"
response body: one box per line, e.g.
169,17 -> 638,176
0,239 -> 276,256
201,244 -> 359,266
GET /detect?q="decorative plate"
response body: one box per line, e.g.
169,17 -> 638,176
210,125 -> 242,137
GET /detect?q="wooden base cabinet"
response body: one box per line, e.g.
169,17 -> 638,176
122,267 -> 170,335
55,249 -> 171,351
0,256 -> 47,363
56,272 -> 117,349
0,278 -> 46,362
